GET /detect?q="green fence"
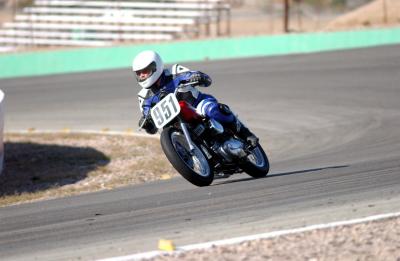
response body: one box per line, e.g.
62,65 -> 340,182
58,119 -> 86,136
1,27 -> 400,79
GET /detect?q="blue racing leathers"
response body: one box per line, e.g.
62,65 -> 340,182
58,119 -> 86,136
140,70 -> 235,125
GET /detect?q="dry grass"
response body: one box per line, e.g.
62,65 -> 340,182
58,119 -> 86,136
0,133 -> 177,207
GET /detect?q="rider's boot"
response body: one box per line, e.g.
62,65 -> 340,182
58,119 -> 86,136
210,103 -> 259,147
226,118 -> 259,148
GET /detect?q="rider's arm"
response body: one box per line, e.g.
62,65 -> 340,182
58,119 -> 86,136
138,88 -> 150,113
141,95 -> 160,117
138,95 -> 159,134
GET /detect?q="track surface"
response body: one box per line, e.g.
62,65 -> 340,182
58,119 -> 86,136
1,45 -> 400,260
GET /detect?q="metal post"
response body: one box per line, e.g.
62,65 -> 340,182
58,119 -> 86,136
216,5 -> 221,36
206,14 -> 211,37
382,0 -> 388,24
296,0 -> 302,31
226,5 -> 231,36
284,0 -> 290,33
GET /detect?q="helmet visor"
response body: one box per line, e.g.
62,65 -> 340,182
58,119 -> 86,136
135,62 -> 157,82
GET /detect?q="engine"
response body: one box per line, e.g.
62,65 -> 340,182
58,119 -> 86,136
204,118 -> 247,162
215,138 -> 247,162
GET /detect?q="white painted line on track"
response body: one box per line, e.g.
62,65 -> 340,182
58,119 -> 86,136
98,211 -> 400,261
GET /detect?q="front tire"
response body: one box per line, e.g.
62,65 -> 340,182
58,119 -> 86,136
240,144 -> 269,178
160,127 -> 214,186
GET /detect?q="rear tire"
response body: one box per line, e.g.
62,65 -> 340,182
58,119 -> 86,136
160,127 -> 214,186
240,144 -> 269,178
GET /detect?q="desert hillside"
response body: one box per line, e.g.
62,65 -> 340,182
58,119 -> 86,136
325,0 -> 400,31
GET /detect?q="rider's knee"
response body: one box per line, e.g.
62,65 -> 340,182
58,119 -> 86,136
208,103 -> 234,123
218,103 -> 232,116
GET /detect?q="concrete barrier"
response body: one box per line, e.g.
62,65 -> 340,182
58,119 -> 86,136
0,28 -> 400,80
0,90 -> 4,174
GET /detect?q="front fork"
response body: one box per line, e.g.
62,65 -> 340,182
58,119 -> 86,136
179,119 -> 196,153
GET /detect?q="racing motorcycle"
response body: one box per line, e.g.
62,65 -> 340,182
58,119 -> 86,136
141,82 -> 269,186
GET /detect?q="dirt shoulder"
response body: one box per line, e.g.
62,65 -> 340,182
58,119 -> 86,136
0,132 -> 177,207
149,215 -> 400,261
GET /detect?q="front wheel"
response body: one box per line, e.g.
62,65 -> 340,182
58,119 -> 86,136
160,127 -> 214,186
240,144 -> 270,178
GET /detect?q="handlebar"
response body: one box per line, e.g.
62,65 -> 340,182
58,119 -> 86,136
139,81 -> 199,131
174,81 -> 199,95
179,81 -> 199,87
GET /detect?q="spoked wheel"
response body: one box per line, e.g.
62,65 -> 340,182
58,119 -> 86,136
240,144 -> 269,178
161,127 -> 213,186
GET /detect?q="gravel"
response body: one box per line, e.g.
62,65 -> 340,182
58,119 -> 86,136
148,216 -> 400,261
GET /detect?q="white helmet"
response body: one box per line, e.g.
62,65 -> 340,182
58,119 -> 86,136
132,50 -> 164,89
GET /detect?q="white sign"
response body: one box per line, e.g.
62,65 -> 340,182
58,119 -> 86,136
150,93 -> 180,129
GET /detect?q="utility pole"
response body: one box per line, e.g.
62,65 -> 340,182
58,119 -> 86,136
382,0 -> 388,24
284,0 -> 290,33
295,0 -> 303,31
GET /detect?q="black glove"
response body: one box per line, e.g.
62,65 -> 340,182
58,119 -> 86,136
189,72 -> 206,85
138,115 -> 158,134
158,90 -> 168,100
190,72 -> 211,86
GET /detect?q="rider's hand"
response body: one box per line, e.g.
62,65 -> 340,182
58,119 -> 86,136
138,115 -> 147,128
158,90 -> 168,100
138,115 -> 158,134
189,73 -> 205,85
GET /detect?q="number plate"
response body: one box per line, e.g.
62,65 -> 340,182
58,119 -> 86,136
150,93 -> 181,129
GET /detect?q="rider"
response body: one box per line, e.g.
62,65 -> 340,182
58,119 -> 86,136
132,50 -> 258,147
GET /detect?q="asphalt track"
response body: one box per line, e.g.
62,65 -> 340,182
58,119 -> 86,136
1,45 -> 400,260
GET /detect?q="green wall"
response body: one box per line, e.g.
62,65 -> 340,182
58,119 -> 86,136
1,28 -> 400,79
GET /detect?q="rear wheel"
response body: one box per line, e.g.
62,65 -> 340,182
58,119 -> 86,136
160,127 -> 214,186
240,144 -> 269,178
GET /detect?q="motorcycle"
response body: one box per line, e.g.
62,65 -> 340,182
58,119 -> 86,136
140,82 -> 269,186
